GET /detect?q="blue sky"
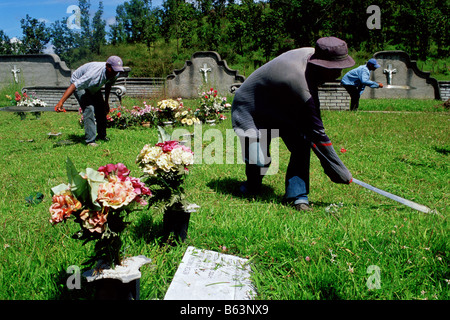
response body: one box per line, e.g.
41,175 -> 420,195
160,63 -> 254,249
0,0 -> 164,39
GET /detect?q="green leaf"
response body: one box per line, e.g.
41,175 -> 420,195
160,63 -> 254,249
66,157 -> 89,201
157,125 -> 171,143
51,183 -> 70,195
85,167 -> 106,210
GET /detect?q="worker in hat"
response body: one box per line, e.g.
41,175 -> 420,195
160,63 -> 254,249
232,37 -> 355,212
55,56 -> 124,146
341,58 -> 383,111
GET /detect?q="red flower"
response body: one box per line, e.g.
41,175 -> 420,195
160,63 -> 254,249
117,112 -> 121,117
15,92 -> 21,101
340,148 -> 347,153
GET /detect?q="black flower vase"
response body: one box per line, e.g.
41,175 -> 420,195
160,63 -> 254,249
163,208 -> 191,242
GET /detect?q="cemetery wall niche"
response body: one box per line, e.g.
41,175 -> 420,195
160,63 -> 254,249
166,51 -> 245,99
0,54 -> 71,87
0,54 -> 129,110
361,51 -> 441,100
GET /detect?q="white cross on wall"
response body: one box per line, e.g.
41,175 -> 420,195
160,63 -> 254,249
11,65 -> 20,83
383,64 -> 397,85
199,63 -> 211,82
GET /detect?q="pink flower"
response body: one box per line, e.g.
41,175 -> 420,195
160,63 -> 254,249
129,177 -> 152,205
98,163 -> 130,181
305,256 -> 311,262
97,176 -> 137,209
49,191 -> 82,224
80,208 -> 109,233
156,140 -> 179,153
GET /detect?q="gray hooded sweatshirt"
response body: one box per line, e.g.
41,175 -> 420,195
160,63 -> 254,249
231,48 -> 352,184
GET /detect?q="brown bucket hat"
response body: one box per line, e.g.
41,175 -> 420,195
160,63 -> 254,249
308,37 -> 355,69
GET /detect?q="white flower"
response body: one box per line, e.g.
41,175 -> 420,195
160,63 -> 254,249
170,147 -> 185,165
155,152 -> 174,172
180,150 -> 194,165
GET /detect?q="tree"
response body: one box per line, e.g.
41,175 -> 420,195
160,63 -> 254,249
109,4 -> 128,44
109,0 -> 160,50
49,18 -> 76,61
78,0 -> 91,48
91,1 -> 107,54
20,14 -> 50,54
0,30 -> 14,54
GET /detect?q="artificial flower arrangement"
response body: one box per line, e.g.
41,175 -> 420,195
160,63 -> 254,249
15,91 -> 47,108
136,127 -> 198,241
196,87 -> 230,122
174,105 -> 201,126
155,98 -> 183,124
10,91 -> 48,119
106,105 -> 145,129
131,102 -> 157,125
49,158 -> 151,266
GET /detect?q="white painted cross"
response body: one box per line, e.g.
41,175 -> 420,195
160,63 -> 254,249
383,64 -> 397,85
11,65 -> 20,83
199,63 -> 211,82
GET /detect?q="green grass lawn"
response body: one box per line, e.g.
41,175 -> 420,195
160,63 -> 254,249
0,99 -> 448,300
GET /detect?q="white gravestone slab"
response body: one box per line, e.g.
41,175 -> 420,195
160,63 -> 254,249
164,246 -> 255,300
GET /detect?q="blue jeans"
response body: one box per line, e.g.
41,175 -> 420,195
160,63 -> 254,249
241,129 -> 310,204
74,89 -> 107,143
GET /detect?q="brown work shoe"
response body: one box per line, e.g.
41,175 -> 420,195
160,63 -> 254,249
294,203 -> 312,212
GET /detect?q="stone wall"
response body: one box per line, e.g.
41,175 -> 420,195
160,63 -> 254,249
318,82 -> 350,110
115,77 -> 165,98
23,86 -> 124,111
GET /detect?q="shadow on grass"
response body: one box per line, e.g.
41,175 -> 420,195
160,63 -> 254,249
130,211 -> 188,248
434,146 -> 449,155
206,177 -> 282,204
52,134 -> 85,147
131,213 -> 164,244
49,265 -> 95,300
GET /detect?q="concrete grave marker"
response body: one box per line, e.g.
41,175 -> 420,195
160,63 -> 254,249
362,50 -> 441,99
164,246 -> 255,300
166,51 -> 245,99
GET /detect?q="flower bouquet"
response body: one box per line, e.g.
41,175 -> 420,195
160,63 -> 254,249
49,158 -> 151,266
196,88 -> 229,122
13,91 -> 47,119
155,98 -> 183,125
131,102 -> 157,127
174,105 -> 201,127
106,106 -> 140,129
136,127 -> 198,241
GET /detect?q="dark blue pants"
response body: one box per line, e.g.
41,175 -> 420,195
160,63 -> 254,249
242,129 -> 310,204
